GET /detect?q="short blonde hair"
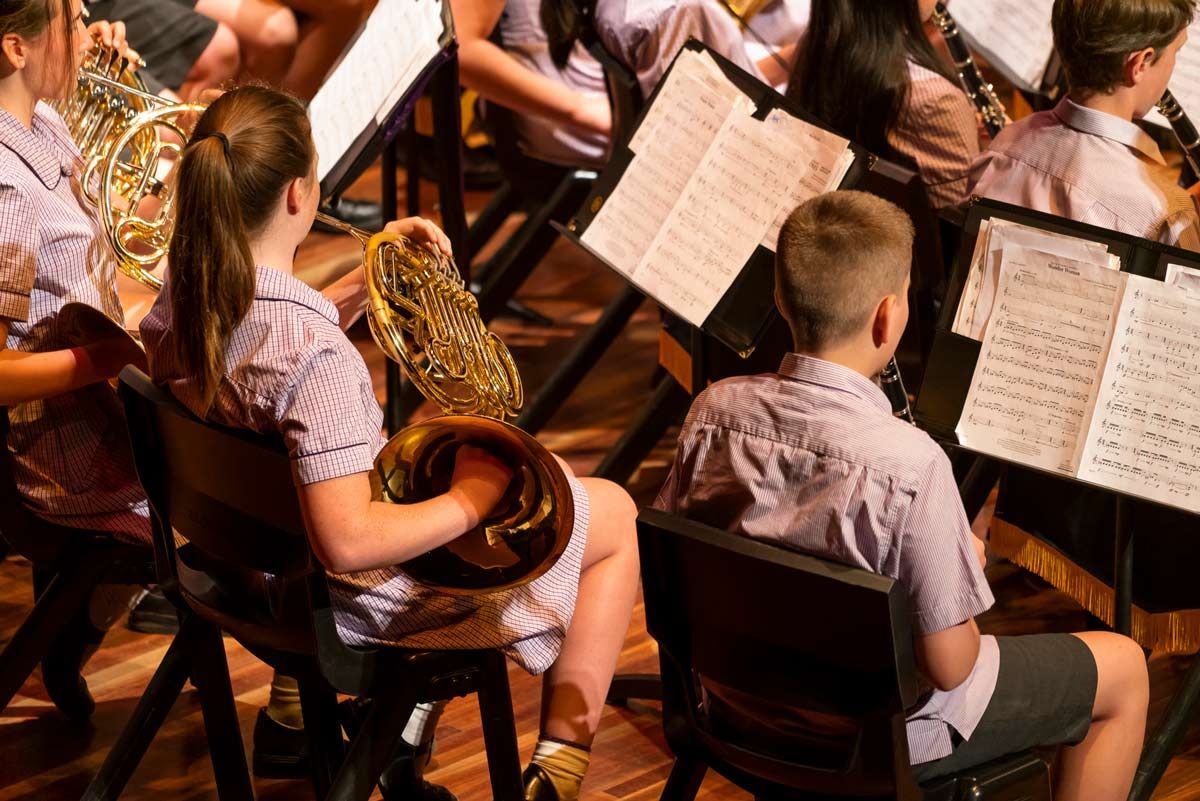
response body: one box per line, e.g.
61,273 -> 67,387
775,191 -> 913,352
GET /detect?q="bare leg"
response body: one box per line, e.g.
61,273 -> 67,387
194,0 -> 298,86
539,477 -> 639,746
177,22 -> 240,100
278,0 -> 376,100
1055,632 -> 1148,801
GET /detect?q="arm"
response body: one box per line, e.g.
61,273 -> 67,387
0,319 -> 139,405
914,617 -> 982,691
297,445 -> 514,574
450,0 -> 610,134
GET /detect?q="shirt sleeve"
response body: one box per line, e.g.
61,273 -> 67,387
897,79 -> 981,210
274,345 -> 381,485
896,447 -> 994,635
0,184 -> 39,323
634,0 -> 762,92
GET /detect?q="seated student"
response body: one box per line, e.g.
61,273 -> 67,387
139,84 -> 641,801
971,0 -> 1200,248
0,0 -> 152,716
86,0 -> 241,99
655,190 -> 1148,800
786,0 -> 981,210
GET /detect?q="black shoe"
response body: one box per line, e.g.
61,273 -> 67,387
41,626 -> 102,722
380,741 -> 456,801
252,707 -> 310,779
315,197 -> 383,233
522,764 -> 559,801
127,587 -> 180,635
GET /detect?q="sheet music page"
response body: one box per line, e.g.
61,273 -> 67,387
947,0 -> 1055,91
1076,275 -> 1200,512
582,50 -> 741,275
951,218 -> 1120,341
308,0 -> 444,182
758,109 -> 852,249
1166,262 -> 1200,298
634,97 -> 797,325
956,246 -> 1124,475
629,48 -> 731,154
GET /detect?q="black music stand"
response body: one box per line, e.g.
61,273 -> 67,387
914,197 -> 1200,801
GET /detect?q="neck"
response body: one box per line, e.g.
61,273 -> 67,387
804,342 -> 889,380
249,234 -> 298,275
1071,88 -> 1140,122
0,77 -> 38,128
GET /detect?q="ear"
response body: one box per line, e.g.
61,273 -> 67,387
285,175 -> 306,215
871,293 -> 900,349
1126,46 -> 1158,87
0,32 -> 27,72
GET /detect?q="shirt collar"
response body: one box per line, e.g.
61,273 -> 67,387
777,353 -> 892,415
254,266 -> 340,326
1053,97 -> 1166,166
0,104 -> 72,189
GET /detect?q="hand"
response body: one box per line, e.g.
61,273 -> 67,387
972,534 -> 987,571
384,217 -> 453,259
82,332 -> 147,380
87,20 -> 142,68
570,93 -> 612,136
449,445 -> 513,524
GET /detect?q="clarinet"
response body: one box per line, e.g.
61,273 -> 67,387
879,358 -> 915,424
930,2 -> 1008,138
1157,89 -> 1200,179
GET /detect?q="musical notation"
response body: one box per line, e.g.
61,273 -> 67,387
945,0 -> 1055,91
957,252 -> 1122,475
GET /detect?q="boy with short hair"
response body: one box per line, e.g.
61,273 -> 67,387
656,191 -> 1148,800
970,0 -> 1199,248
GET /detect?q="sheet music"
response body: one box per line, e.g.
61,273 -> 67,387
952,218 -> 1120,341
957,247 -> 1124,475
947,0 -> 1055,91
583,51 -> 741,275
629,48 -> 733,154
308,0 -> 444,182
1166,262 -> 1200,299
1077,275 -> 1200,512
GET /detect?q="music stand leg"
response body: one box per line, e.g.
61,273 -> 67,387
1114,497 -> 1134,637
1129,654 -> 1200,801
429,50 -> 469,272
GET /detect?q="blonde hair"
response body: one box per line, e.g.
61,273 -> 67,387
775,191 -> 913,352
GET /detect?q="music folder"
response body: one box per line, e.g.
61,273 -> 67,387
558,40 -> 875,358
313,0 -> 455,200
915,197 -> 1200,515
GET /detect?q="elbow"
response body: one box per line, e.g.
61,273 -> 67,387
923,660 -> 976,692
309,537 -> 367,576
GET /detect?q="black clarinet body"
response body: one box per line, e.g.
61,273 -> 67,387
879,358 -> 915,424
1158,89 -> 1200,180
931,2 -> 1008,138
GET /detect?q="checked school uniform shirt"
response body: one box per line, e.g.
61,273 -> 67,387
141,265 -> 589,673
656,354 -> 999,764
0,102 -> 149,541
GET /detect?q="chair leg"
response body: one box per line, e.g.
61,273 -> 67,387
299,678 -> 346,801
81,626 -> 196,801
659,757 -> 706,801
327,689 -> 417,801
0,552 -> 106,711
476,653 -> 524,801
184,618 -> 255,801
606,674 -> 663,705
594,376 -> 690,485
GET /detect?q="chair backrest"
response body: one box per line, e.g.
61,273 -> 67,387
580,30 -> 644,149
637,508 -> 925,800
118,367 -> 377,691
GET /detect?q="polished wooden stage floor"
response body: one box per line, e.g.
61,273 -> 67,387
3,170 -> 1200,800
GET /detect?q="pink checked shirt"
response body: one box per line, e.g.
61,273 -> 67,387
970,97 -> 1200,251
656,354 -> 998,764
0,102 -> 148,540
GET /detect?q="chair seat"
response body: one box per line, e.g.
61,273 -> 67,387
919,750 -> 1050,801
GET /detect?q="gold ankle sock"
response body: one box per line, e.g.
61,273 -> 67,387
266,673 -> 304,730
527,739 -> 591,801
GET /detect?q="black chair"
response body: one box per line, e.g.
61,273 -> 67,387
91,367 -> 524,801
0,406 -> 153,719
636,508 -> 1052,801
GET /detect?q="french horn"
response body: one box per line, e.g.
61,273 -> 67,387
91,100 -> 574,595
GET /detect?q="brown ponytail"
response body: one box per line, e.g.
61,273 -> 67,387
168,85 -> 314,411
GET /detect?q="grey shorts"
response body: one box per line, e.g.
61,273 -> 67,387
912,633 -> 1098,783
86,0 -> 217,91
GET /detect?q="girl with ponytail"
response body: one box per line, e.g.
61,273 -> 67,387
140,85 -> 640,801
0,0 -> 153,719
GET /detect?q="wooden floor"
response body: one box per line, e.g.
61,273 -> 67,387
4,165 -> 1200,800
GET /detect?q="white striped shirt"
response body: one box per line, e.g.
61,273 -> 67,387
140,266 -> 589,674
970,97 -> 1200,251
655,353 -> 998,764
0,102 -> 149,541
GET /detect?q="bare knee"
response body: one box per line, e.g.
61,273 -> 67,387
204,23 -> 241,79
1073,631 -> 1149,722
577,477 -> 638,561
254,9 -> 299,51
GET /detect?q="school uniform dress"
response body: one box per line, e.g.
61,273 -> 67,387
594,0 -> 763,99
655,354 -> 1096,779
496,0 -> 609,168
0,103 -> 149,542
140,266 -> 590,674
969,97 -> 1200,649
891,60 -> 981,210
